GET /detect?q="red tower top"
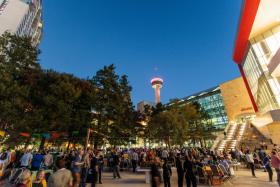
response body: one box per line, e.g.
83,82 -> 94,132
151,77 -> 163,88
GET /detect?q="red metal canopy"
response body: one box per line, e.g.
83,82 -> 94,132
233,0 -> 261,64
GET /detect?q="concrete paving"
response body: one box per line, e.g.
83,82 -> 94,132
87,168 -> 279,187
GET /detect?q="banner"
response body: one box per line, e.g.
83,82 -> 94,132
42,133 -> 51,139
19,132 -> 30,137
0,130 -> 5,137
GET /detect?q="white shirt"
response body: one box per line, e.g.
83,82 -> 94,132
161,150 -> 169,158
20,153 -> 33,167
132,152 -> 139,161
246,153 -> 254,163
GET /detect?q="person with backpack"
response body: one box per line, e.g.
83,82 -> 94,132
162,158 -> 172,187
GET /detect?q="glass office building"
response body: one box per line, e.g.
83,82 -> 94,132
168,86 -> 228,130
242,24 -> 280,113
232,0 -> 280,144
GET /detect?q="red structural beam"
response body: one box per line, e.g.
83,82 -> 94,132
233,0 -> 261,64
238,64 -> 258,112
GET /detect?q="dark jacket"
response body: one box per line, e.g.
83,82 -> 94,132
176,157 -> 184,173
163,162 -> 172,178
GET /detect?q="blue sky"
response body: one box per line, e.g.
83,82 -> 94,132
40,0 -> 242,105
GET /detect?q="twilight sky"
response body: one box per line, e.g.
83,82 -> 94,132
40,0 -> 242,106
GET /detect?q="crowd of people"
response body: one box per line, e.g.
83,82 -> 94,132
0,145 -> 279,187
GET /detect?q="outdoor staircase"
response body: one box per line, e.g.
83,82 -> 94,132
239,123 -> 274,151
215,123 -> 247,151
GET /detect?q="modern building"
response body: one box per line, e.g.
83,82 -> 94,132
0,0 -> 43,46
167,77 -> 255,130
233,0 -> 280,144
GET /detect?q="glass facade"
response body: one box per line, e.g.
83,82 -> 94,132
169,87 -> 228,130
242,24 -> 280,113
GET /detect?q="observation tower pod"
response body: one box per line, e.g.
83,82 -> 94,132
151,77 -> 163,104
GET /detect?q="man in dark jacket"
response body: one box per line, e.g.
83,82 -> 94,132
89,153 -> 98,187
112,152 -> 121,179
163,159 -> 172,187
176,154 -> 184,187
184,155 -> 197,187
151,157 -> 161,187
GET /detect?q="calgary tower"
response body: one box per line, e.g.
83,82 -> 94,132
151,77 -> 163,104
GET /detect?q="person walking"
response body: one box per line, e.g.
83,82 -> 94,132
161,149 -> 169,160
31,151 -> 44,171
176,154 -> 184,187
71,149 -> 84,187
81,150 -> 91,187
263,153 -> 273,182
20,150 -> 33,168
48,158 -> 73,187
43,151 -> 53,169
131,150 -> 139,173
184,155 -> 197,187
162,158 -> 172,187
89,153 -> 98,187
245,150 -> 256,177
112,152 -> 121,179
151,157 -> 161,187
98,154 -> 104,184
271,150 -> 280,187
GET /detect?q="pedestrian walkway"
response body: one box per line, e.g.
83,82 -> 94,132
90,169 -> 278,187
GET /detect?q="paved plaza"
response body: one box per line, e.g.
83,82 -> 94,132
91,168 -> 279,187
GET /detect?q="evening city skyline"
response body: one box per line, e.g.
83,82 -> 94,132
40,0 -> 242,105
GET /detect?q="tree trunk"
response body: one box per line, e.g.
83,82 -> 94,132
192,138 -> 195,146
203,139 -> 207,148
94,137 -> 98,149
199,138 -> 203,148
39,137 -> 46,151
66,138 -> 71,152
84,128 -> 90,151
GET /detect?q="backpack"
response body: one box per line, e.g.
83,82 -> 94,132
0,152 -> 7,160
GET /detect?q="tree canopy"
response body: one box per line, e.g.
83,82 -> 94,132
0,33 -> 136,148
147,100 -> 215,147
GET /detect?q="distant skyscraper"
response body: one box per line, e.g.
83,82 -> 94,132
0,0 -> 43,46
151,77 -> 163,104
137,101 -> 155,113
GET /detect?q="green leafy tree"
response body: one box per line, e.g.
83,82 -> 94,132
0,32 -> 41,145
90,64 -> 135,147
148,100 -> 214,148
